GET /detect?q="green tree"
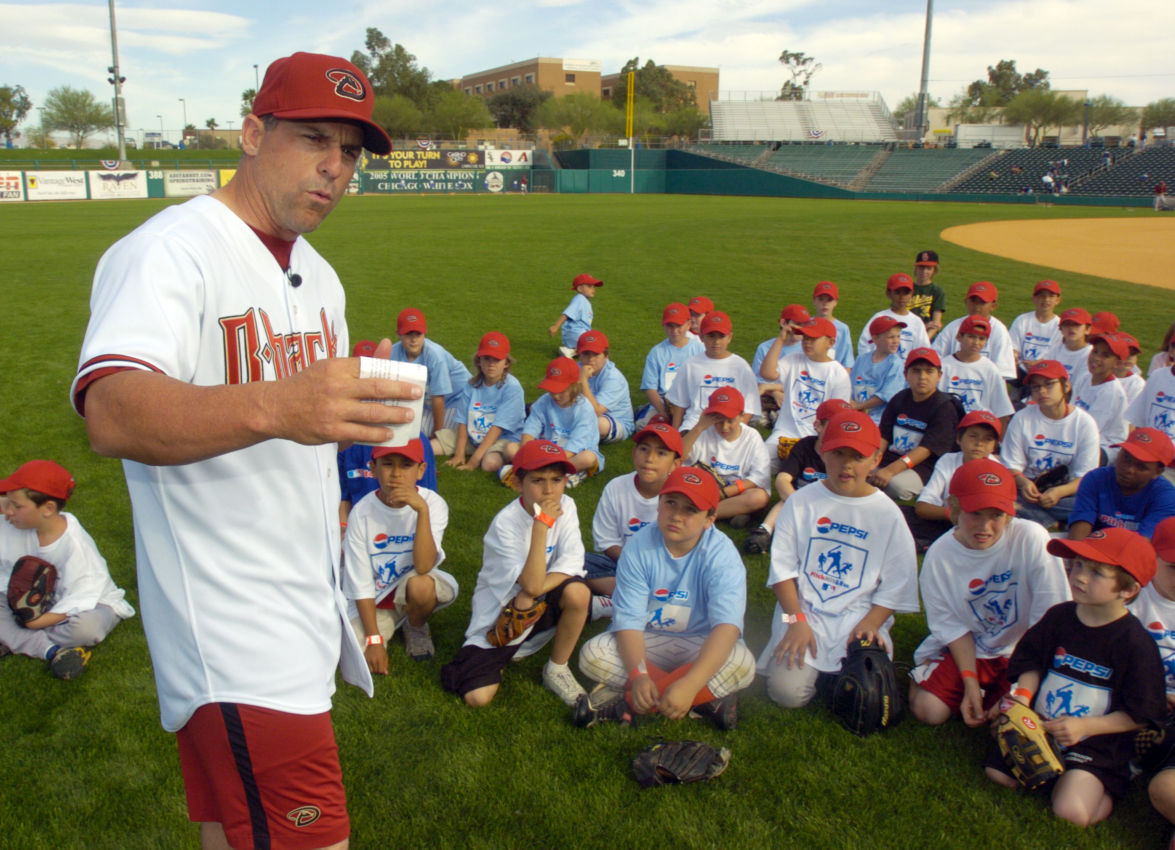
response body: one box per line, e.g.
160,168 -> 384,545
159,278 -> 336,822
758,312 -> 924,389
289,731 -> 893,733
351,28 -> 433,106
240,87 -> 256,118
426,89 -> 492,140
610,58 -> 695,113
1003,89 -> 1081,146
536,92 -> 616,141
893,92 -> 941,122
777,49 -> 821,101
946,90 -> 1001,125
487,84 -> 551,131
205,117 -> 218,131
372,93 -> 424,138
1085,94 -> 1134,137
660,105 -> 710,139
963,59 -> 1048,107
42,86 -> 113,149
1141,98 -> 1175,133
0,84 -> 32,145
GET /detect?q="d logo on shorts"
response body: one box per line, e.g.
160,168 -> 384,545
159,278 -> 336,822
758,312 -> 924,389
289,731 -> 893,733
325,69 -> 366,101
287,805 -> 322,827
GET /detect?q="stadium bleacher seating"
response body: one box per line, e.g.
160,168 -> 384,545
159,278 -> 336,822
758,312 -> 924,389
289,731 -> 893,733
1068,146 -> 1175,197
710,97 -> 898,144
862,148 -> 993,192
951,148 -> 1105,195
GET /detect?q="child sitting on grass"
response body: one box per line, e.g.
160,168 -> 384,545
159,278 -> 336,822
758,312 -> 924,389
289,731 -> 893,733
682,387 -> 771,528
576,330 -> 634,444
665,311 -> 761,432
938,315 -> 1014,423
635,302 -> 704,428
857,273 -> 930,360
1044,307 -> 1094,384
849,315 -> 907,424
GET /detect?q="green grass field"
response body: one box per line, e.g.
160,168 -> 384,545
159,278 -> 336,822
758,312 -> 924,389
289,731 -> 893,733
2,193 -> 1172,849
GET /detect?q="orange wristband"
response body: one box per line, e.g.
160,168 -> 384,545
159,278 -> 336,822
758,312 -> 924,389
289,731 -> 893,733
1011,687 -> 1034,702
960,669 -> 979,682
735,479 -> 746,494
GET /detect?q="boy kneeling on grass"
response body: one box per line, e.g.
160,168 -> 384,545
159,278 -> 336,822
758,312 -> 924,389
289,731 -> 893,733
682,387 -> 771,529
574,466 -> 755,730
441,439 -> 591,707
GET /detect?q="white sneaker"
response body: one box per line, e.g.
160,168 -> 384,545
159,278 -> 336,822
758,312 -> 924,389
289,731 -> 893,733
543,661 -> 587,706
498,464 -> 515,488
590,595 -> 614,621
558,345 -> 576,359
565,471 -> 586,489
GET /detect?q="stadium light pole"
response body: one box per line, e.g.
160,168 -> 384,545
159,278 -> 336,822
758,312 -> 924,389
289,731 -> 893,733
107,0 -> 128,162
253,64 -> 259,89
913,0 -> 934,142
157,114 -> 163,147
179,97 -> 187,146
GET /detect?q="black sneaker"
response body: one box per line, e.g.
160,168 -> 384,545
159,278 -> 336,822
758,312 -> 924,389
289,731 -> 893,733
742,528 -> 771,555
49,646 -> 91,680
692,693 -> 738,730
572,686 -> 633,728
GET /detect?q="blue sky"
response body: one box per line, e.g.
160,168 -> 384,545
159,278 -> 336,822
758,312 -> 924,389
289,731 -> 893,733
4,0 -> 1173,145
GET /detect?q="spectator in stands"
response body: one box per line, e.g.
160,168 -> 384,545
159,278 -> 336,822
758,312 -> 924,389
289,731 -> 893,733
1157,179 -> 1170,212
910,250 -> 946,341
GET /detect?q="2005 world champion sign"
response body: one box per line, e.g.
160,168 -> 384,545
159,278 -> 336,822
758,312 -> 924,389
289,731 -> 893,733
359,149 -> 530,194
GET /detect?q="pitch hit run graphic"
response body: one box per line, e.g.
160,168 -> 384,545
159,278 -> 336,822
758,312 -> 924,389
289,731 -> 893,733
804,517 -> 868,603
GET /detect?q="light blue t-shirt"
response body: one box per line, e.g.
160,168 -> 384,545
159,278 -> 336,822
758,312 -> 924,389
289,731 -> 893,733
830,318 -> 854,369
752,338 -> 802,378
561,293 -> 593,349
641,337 -> 705,395
391,339 -> 470,408
610,524 -> 746,639
463,374 -> 525,444
588,360 -> 634,434
849,351 -> 906,423
522,394 -> 604,470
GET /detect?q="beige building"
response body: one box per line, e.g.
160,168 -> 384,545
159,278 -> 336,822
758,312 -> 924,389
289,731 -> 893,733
601,65 -> 718,110
923,90 -> 1144,147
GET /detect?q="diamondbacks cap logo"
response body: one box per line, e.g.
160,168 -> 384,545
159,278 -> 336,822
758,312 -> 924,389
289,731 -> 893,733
1137,432 -> 1153,443
1088,530 -> 1106,540
487,339 -> 499,347
406,313 -> 419,322
713,390 -> 731,404
549,367 -> 562,376
650,424 -> 669,434
681,471 -> 702,485
919,252 -> 932,262
978,472 -> 1003,486
287,805 -> 322,827
540,443 -> 562,455
325,68 -> 366,101
839,421 -> 861,433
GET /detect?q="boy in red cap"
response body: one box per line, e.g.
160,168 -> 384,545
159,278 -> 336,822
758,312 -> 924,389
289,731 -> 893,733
1127,342 -> 1175,486
343,439 -> 456,666
575,466 -> 755,729
810,280 -> 855,369
1043,307 -> 1094,383
1067,428 -> 1175,541
635,302 -> 704,428
682,387 -> 771,527
857,273 -> 931,360
665,311 -> 761,432
986,528 -> 1165,827
686,295 -> 714,338
1114,332 -> 1145,407
441,439 -> 591,708
390,307 -> 471,440
548,273 -> 601,357
933,281 -> 1016,380
576,330 -> 634,443
752,303 -> 810,424
1009,279 -> 1063,394
1071,332 -> 1131,458
850,315 -> 909,424
0,460 -> 135,678
758,411 -> 919,709
908,458 -> 1070,726
938,315 -> 1014,423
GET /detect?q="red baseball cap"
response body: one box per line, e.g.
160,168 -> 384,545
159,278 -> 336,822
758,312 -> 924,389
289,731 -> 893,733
704,387 -> 745,420
477,331 -> 510,358
820,410 -> 881,456
949,458 -> 1016,515
1033,279 -> 1061,296
1089,332 -> 1131,361
0,460 -> 75,500
957,410 -> 1004,439
252,52 -> 391,154
397,308 -> 426,335
699,311 -> 733,336
1047,528 -> 1157,587
914,250 -> 939,267
1120,333 -> 1141,354
1092,311 -> 1120,334
1111,428 -> 1175,467
1059,307 -> 1092,326
688,296 -> 715,315
796,317 -> 836,340
959,315 -> 992,338
576,330 -> 609,354
1153,516 -> 1175,562
813,281 -> 839,299
512,439 -> 576,475
1025,360 -> 1068,382
571,273 -> 602,290
351,339 -> 377,357
633,421 -> 684,457
905,347 -> 942,369
538,356 -> 580,392
815,398 -> 853,422
662,302 -> 690,325
869,315 -> 906,337
887,273 -> 914,292
780,304 -> 812,324
965,281 -> 998,303
371,438 -> 425,464
661,466 -> 721,511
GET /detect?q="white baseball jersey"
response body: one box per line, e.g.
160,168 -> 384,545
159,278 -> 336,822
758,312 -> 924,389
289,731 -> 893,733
1044,340 -> 1092,384
1119,371 -> 1146,408
934,315 -> 1016,379
591,474 -> 659,553
1002,403 -> 1100,483
687,423 -> 772,491
1071,373 -> 1128,455
665,353 -> 761,431
1009,312 -> 1060,363
1127,366 -> 1175,441
857,309 -> 930,360
1131,583 -> 1175,696
766,354 -> 852,441
342,487 -> 454,619
757,483 -> 920,674
914,518 -> 1070,665
71,195 -> 366,731
916,451 -> 1004,509
938,355 -> 1014,418
463,495 -> 586,649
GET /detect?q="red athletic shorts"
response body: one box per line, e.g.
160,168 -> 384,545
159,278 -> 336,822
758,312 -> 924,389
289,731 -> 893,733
915,653 -> 1010,712
176,703 -> 348,849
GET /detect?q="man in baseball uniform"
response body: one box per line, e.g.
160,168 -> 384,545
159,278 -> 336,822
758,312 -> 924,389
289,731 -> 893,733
71,53 -> 414,850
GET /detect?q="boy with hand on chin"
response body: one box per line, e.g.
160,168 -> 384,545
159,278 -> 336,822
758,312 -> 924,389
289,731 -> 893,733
758,410 -> 919,709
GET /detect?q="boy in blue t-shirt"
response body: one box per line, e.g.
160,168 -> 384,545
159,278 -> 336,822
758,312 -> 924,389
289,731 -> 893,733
576,330 -> 635,443
548,273 -> 601,357
637,302 -> 705,428
1067,428 -> 1175,541
390,308 -> 471,439
574,466 -> 756,729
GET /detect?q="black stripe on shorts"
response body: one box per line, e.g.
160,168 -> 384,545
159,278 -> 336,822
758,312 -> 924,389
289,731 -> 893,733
220,703 -> 271,850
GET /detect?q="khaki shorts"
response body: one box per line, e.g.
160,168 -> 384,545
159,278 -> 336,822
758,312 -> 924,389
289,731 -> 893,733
433,429 -> 510,459
349,567 -> 459,643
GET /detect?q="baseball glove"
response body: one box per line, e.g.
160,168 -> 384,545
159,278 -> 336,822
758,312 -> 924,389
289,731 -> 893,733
631,740 -> 731,788
831,637 -> 904,736
1134,713 -> 1175,775
691,461 -> 728,496
996,699 -> 1065,789
7,555 -> 58,625
486,596 -> 547,647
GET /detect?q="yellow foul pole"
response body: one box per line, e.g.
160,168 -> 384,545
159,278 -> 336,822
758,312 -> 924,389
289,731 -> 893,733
626,71 -> 635,193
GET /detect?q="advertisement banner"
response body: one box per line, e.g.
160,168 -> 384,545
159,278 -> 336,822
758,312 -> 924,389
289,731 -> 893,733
361,170 -> 483,194
0,171 -> 23,202
483,149 -> 534,169
25,171 -> 88,201
163,170 -> 217,197
365,149 -> 483,170
88,170 -> 148,200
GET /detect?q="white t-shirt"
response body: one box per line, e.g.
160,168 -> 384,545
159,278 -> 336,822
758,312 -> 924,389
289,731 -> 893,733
1044,340 -> 1092,384
1119,372 -> 1146,408
917,451 -> 1004,509
1130,582 -> 1175,696
935,315 -> 1016,380
342,487 -> 453,619
1009,312 -> 1061,363
687,423 -> 772,491
1127,366 -> 1175,442
1002,403 -> 1100,482
914,518 -> 1070,664
1071,373 -> 1128,455
592,474 -> 658,553
939,355 -> 1014,418
757,483 -> 920,673
858,309 -> 930,360
766,354 -> 852,441
665,353 -> 762,431
463,495 -> 586,649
